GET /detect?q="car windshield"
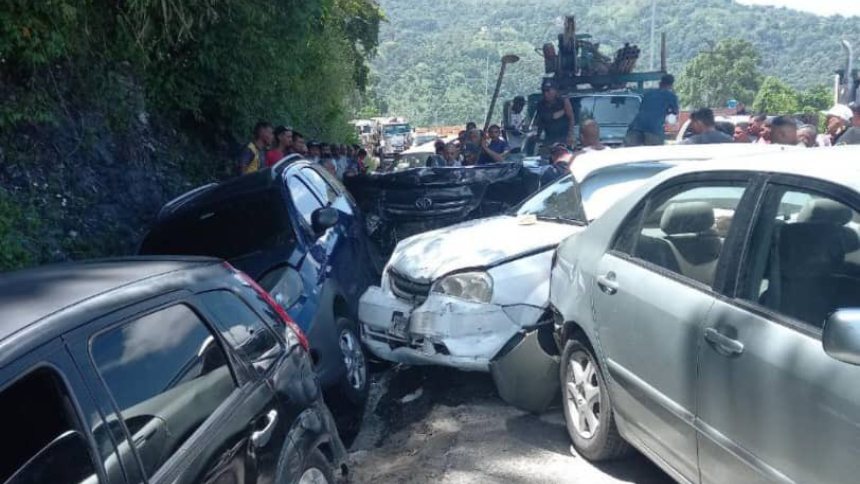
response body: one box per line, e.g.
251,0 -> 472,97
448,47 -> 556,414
516,162 -> 677,223
383,124 -> 411,135
573,96 -> 641,125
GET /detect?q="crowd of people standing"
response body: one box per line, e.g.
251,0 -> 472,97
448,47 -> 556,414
236,121 -> 369,180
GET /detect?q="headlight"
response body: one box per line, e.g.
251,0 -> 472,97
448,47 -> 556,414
431,271 -> 493,303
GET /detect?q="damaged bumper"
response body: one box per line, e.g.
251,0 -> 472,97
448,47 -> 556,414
359,286 -> 545,372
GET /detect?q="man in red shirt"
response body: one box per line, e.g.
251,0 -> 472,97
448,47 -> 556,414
265,126 -> 293,167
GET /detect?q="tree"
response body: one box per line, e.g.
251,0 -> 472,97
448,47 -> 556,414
796,85 -> 832,113
676,39 -> 763,109
752,77 -> 800,114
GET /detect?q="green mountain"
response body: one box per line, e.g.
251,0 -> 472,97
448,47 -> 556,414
370,0 -> 859,125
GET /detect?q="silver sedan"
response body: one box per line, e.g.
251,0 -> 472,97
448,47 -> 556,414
550,146 -> 860,484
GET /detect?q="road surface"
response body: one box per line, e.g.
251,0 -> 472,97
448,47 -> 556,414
344,366 -> 673,484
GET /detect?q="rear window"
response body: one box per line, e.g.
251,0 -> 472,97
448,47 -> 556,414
574,96 -> 641,125
0,368 -> 98,483
141,190 -> 294,260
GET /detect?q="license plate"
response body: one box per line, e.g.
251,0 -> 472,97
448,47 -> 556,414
390,312 -> 409,339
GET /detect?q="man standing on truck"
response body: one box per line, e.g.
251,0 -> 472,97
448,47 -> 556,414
625,74 -> 678,146
535,79 -> 575,148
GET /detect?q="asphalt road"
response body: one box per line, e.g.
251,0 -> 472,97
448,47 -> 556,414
344,366 -> 673,484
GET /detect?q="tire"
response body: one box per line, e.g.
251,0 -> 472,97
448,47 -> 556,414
296,449 -> 335,484
336,317 -> 369,406
560,339 -> 630,461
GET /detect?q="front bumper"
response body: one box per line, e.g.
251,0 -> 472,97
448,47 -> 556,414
358,286 -> 543,372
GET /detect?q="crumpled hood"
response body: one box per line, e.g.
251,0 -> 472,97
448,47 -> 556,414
388,215 -> 584,281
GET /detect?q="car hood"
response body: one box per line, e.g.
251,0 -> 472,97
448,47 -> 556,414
388,215 -> 584,281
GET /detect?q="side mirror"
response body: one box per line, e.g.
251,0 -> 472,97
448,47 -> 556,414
311,207 -> 338,236
822,309 -> 860,365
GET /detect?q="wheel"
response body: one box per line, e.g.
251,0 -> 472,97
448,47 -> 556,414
560,339 -> 630,461
336,317 -> 369,405
297,449 -> 335,484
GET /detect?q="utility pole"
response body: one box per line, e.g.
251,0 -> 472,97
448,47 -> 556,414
649,0 -> 657,71
484,56 -> 490,98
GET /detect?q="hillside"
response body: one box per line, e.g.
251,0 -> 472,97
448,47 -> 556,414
370,0 -> 860,125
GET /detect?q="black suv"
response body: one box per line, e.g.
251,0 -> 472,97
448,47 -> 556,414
0,258 -> 346,484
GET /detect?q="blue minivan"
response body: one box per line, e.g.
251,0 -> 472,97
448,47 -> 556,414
140,158 -> 378,406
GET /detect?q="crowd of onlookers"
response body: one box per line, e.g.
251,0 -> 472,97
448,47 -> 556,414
236,121 -> 369,180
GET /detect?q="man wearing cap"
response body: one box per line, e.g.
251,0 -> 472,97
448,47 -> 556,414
625,74 -> 678,146
836,103 -> 860,146
535,79 -> 575,148
540,143 -> 573,187
820,104 -> 853,146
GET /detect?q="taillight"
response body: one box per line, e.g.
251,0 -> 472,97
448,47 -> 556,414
223,262 -> 309,350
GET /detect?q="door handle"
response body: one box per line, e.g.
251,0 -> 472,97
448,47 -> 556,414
704,327 -> 744,356
596,272 -> 619,295
250,410 -> 279,448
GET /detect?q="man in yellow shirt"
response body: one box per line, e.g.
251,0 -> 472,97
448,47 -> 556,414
237,121 -> 274,175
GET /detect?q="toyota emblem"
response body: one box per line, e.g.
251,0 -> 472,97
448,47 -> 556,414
415,197 -> 433,210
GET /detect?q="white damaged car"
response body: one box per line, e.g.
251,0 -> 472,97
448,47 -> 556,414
358,143 -> 793,412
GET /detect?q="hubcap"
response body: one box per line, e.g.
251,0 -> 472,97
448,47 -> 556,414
339,329 -> 367,391
298,468 -> 329,484
565,352 -> 602,439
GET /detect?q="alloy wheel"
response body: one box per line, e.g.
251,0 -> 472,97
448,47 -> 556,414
339,329 -> 367,391
565,351 -> 602,439
298,468 -> 329,484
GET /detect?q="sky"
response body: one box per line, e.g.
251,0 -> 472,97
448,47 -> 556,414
736,0 -> 860,17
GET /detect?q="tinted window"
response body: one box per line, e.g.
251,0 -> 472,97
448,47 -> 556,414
198,291 -> 283,373
0,368 -> 98,483
288,176 -> 323,226
91,305 -> 235,477
141,190 -> 294,259
619,183 -> 748,287
741,188 -> 860,328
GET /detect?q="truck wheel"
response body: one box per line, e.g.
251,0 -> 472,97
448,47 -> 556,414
560,339 -> 630,461
337,317 -> 369,406
296,449 -> 335,484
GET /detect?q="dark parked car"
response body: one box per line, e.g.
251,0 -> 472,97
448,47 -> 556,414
0,257 -> 346,484
139,160 -> 377,405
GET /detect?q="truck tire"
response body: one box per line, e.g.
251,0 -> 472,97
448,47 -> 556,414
296,449 -> 335,484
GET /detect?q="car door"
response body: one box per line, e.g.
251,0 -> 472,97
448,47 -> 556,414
0,339 -> 115,484
591,175 -> 755,482
696,178 -> 860,484
66,293 -> 286,484
285,167 -> 332,332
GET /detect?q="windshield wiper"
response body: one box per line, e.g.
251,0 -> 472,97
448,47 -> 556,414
535,215 -> 585,226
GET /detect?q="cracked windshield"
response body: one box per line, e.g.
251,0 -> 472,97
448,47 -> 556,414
3,0 -> 860,483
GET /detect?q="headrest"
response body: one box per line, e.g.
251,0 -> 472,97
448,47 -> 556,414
779,224 -> 845,278
797,199 -> 853,226
661,201 -> 715,235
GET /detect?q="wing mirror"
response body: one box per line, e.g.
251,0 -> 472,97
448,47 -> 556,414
822,309 -> 860,365
311,207 -> 339,237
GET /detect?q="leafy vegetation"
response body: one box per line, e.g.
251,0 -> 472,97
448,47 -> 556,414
676,39 -> 762,108
370,0 -> 858,125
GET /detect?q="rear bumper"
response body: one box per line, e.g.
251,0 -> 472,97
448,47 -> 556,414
358,286 -> 543,372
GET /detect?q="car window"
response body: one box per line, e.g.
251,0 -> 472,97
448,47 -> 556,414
578,163 -> 673,220
288,175 -> 324,226
616,183 -> 748,287
140,190 -> 294,260
198,291 -> 283,373
515,175 -> 586,223
0,368 -> 99,484
301,167 -> 338,205
740,187 -> 860,329
90,304 -> 236,478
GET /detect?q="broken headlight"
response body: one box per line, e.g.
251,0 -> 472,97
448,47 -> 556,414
431,271 -> 493,304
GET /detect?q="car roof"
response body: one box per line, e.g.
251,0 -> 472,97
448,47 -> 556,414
659,145 -> 860,192
0,257 -> 218,343
158,160 -> 315,221
571,143 -> 797,182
